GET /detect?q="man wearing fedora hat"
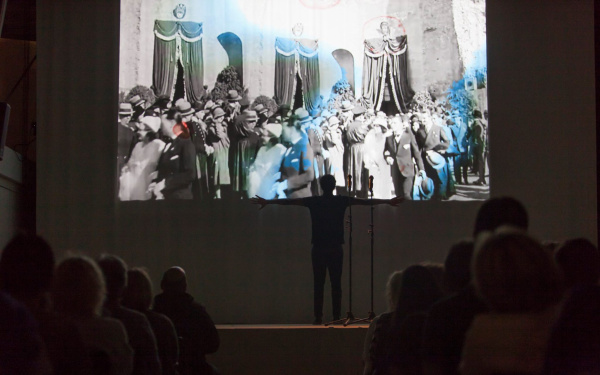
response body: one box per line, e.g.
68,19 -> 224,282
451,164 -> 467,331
419,114 -> 450,199
253,104 -> 269,130
323,116 -> 345,194
206,107 -> 231,199
384,116 -> 425,199
470,109 -> 487,186
179,101 -> 214,199
226,90 -> 243,122
449,114 -> 469,185
339,100 -> 354,128
118,103 -> 138,177
230,110 -> 261,199
345,105 -> 370,197
153,114 -> 196,200
129,94 -> 147,124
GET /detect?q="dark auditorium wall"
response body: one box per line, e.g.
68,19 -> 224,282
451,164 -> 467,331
36,0 -> 596,324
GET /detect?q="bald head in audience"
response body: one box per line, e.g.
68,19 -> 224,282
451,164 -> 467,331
161,267 -> 187,294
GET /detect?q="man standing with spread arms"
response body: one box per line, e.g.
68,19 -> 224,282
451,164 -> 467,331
251,175 -> 402,324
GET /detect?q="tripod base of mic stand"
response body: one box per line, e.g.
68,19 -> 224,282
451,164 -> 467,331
347,310 -> 376,325
324,311 -> 354,326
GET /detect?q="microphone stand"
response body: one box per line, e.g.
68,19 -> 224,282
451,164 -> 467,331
345,175 -> 376,326
325,174 -> 355,326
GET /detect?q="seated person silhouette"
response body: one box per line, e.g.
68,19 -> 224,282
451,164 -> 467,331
153,267 -> 220,375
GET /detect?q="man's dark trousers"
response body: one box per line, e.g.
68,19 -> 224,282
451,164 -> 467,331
312,244 -> 343,319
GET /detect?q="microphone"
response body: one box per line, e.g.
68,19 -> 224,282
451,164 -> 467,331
347,174 -> 352,190
368,175 -> 374,194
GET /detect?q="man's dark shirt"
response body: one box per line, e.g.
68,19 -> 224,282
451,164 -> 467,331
153,292 -> 219,374
421,285 -> 488,375
303,195 -> 351,246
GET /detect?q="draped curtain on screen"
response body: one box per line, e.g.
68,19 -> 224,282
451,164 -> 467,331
153,21 -> 204,102
274,37 -> 320,111
362,35 -> 413,113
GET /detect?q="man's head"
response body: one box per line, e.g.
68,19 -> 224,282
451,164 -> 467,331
242,110 -> 258,130
473,197 -> 528,237
161,267 -> 187,294
473,230 -> 563,313
352,106 -> 366,121
319,174 -> 336,194
282,115 -> 302,143
390,117 -> 402,134
129,95 -> 146,110
473,109 -> 483,119
122,268 -> 153,312
176,101 -> 195,123
0,234 -> 54,300
96,254 -> 128,302
422,114 -> 433,131
119,103 -> 133,126
410,114 -> 421,132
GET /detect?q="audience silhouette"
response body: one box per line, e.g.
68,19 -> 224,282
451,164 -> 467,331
153,267 -> 220,375
365,265 -> 443,375
460,229 -> 564,375
122,268 -> 180,375
97,254 -> 162,375
1,194 -> 599,374
0,234 -> 90,374
53,255 -> 133,375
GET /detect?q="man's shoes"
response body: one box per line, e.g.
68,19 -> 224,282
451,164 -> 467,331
312,317 -> 322,325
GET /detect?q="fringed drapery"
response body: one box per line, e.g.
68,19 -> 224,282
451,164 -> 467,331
153,21 -> 204,100
274,37 -> 320,111
362,35 -> 413,113
180,36 -> 204,103
153,36 -> 177,98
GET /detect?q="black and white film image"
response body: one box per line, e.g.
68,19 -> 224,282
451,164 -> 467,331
117,0 -> 489,202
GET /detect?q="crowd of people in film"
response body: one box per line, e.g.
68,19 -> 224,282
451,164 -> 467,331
360,197 -> 600,375
117,88 -> 489,202
1,195 -> 599,374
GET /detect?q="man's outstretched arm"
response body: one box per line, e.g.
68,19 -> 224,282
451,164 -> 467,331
250,195 -> 306,210
350,196 -> 404,207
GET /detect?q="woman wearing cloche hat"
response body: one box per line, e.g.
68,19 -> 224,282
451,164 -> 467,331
248,120 -> 287,199
119,116 -> 166,201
